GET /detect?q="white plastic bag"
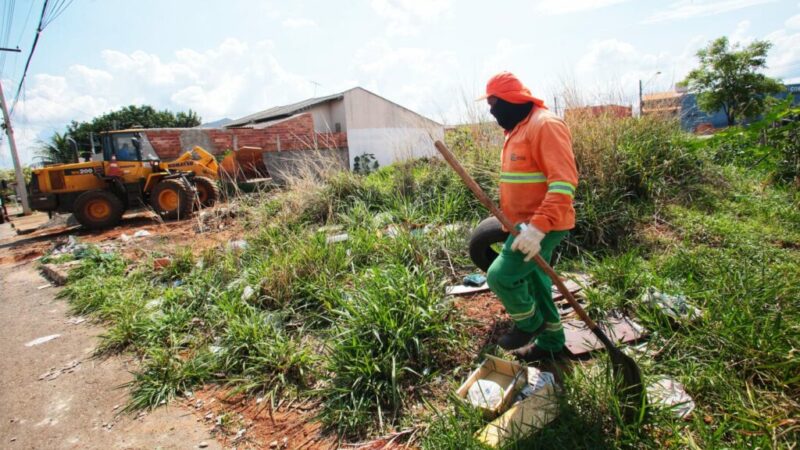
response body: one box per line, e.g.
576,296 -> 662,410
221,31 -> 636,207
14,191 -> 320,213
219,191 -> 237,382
468,379 -> 505,409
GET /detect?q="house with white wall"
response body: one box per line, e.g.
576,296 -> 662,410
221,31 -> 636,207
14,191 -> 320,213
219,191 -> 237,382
225,87 -> 444,170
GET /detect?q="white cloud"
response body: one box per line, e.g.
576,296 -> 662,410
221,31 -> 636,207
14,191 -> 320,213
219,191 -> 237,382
370,0 -> 452,36
644,0 -> 776,23
731,20 -> 753,44
482,39 -> 534,77
572,36 -> 709,106
282,17 -> 317,28
1,38 -> 316,166
534,0 -> 630,15
351,38 -> 458,119
765,27 -> 800,81
786,13 -> 800,29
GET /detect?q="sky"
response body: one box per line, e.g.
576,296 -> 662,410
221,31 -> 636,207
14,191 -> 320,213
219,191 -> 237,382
1,0 -> 798,168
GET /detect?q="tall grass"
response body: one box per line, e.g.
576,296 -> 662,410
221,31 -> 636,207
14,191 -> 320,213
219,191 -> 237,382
55,110 -> 799,447
320,264 -> 463,436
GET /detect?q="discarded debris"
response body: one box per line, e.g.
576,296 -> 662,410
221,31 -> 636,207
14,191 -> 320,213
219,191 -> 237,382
38,360 -> 81,381
642,287 -> 701,321
463,273 -> 487,287
325,233 -> 349,244
153,257 -> 172,270
457,355 -> 527,418
317,225 -> 344,234
40,262 -> 79,286
133,230 -> 152,238
228,240 -> 248,251
468,379 -> 505,409
515,367 -> 557,403
25,334 -> 61,347
446,283 -> 490,296
50,235 -> 87,258
241,285 -> 256,301
563,315 -> 646,356
477,367 -> 559,448
648,376 -> 695,419
37,283 -> 52,290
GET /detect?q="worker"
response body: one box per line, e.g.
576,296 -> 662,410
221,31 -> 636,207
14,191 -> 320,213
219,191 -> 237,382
116,142 -> 135,161
479,72 -> 578,361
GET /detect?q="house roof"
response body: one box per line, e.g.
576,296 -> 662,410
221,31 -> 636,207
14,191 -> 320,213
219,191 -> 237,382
226,87 -> 442,128
643,91 -> 683,101
226,92 -> 346,127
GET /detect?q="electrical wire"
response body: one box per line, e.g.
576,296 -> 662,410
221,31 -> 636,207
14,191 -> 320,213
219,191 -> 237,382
0,0 -> 16,76
8,0 -> 49,117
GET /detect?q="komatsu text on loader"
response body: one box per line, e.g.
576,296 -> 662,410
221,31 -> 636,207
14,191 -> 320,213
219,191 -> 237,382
27,130 -> 222,229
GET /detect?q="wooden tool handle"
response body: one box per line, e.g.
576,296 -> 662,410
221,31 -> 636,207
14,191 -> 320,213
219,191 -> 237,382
434,140 -> 599,331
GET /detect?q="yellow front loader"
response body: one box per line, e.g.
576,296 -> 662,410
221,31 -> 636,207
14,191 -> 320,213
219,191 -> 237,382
27,130 -> 222,230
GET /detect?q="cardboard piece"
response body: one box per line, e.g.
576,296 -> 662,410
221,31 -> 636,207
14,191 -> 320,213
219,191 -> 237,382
563,316 -> 646,356
456,355 -> 527,418
476,367 -> 559,447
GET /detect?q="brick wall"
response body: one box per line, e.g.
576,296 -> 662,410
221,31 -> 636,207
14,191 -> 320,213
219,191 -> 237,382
143,113 -> 348,160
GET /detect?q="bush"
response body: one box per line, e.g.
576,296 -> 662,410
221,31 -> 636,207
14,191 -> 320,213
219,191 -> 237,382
567,115 -> 711,252
707,97 -> 799,186
320,264 -> 463,436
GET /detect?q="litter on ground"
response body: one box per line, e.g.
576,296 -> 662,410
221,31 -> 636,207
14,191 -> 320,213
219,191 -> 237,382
24,334 -> 61,347
642,287 -> 702,321
38,360 -> 81,381
325,233 -> 349,244
476,366 -> 559,447
446,283 -> 490,296
648,376 -> 696,419
463,273 -> 487,286
563,315 -> 646,356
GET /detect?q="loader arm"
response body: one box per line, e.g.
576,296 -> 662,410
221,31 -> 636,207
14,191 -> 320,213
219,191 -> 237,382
163,146 -> 220,179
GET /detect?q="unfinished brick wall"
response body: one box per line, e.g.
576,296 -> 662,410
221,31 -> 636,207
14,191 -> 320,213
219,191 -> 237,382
143,113 -> 348,160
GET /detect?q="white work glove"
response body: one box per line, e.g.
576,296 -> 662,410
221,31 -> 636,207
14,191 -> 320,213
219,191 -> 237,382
510,224 -> 545,262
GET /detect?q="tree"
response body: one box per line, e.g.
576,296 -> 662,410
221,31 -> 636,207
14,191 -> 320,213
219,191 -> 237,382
682,37 -> 784,126
66,105 -> 201,150
36,132 -> 79,165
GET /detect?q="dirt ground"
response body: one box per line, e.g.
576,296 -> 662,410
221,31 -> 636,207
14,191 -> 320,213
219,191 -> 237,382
0,252 -> 223,449
0,207 -> 589,449
0,207 -> 242,267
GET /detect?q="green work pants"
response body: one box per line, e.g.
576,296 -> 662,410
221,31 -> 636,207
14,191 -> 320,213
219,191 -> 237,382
486,230 -> 568,351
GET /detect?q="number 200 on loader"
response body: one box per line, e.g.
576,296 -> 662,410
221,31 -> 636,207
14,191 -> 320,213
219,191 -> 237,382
27,130 -> 222,230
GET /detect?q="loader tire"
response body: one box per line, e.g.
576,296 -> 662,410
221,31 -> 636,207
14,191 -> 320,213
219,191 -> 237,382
73,190 -> 125,230
468,216 -> 510,272
193,176 -> 220,208
150,179 -> 193,220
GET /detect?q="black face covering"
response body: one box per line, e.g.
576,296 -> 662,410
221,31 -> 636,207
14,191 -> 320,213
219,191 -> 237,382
490,98 -> 534,131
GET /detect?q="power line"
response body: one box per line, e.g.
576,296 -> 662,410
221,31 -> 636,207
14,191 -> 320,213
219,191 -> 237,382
8,0 -> 48,117
42,0 -> 74,28
0,0 -> 16,76
8,0 -> 77,117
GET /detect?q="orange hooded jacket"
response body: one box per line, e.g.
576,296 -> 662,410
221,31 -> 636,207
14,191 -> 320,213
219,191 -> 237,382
499,107 -> 578,233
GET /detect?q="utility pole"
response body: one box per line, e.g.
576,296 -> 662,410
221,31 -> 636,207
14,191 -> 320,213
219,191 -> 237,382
0,47 -> 31,215
638,79 -> 643,118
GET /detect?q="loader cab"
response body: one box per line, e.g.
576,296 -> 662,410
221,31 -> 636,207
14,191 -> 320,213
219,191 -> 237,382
94,131 -> 161,163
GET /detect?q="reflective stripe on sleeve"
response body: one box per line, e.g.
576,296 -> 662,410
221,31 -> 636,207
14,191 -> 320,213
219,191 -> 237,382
499,171 -> 547,184
547,181 -> 576,197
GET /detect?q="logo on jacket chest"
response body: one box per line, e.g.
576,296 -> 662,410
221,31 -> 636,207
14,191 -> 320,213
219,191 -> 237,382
510,153 -> 527,161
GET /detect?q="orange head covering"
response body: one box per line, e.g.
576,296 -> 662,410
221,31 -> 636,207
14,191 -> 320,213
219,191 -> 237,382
477,71 -> 547,108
